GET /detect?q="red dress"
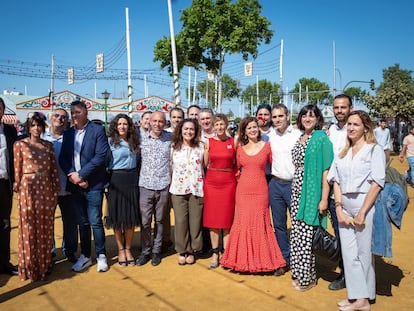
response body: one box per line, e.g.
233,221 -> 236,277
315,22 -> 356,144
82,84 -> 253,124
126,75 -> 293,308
203,137 -> 236,229
220,143 -> 286,272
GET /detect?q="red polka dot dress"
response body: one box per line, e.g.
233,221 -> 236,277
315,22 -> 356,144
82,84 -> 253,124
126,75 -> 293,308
13,138 -> 60,281
220,143 -> 286,272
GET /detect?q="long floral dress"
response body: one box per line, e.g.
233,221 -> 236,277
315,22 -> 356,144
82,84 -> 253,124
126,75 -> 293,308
290,136 -> 317,287
13,137 -> 60,281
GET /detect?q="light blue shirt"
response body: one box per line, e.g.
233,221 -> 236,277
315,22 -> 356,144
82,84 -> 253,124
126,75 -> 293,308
42,129 -> 70,195
108,139 -> 137,170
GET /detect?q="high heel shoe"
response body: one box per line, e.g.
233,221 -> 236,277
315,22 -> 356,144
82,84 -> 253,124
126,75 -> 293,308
125,248 -> 135,266
118,248 -> 127,266
293,279 -> 317,291
210,248 -> 220,269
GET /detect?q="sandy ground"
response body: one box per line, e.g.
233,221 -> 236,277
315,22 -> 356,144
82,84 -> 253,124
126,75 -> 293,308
0,156 -> 413,311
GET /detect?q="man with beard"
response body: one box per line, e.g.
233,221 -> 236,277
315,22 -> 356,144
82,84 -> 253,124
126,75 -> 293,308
326,94 -> 353,290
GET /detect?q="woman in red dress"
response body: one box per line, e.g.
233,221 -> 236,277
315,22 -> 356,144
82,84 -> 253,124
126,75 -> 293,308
220,117 -> 286,273
203,114 -> 236,268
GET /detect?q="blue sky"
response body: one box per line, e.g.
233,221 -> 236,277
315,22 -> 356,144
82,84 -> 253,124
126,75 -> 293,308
1,0 -> 413,113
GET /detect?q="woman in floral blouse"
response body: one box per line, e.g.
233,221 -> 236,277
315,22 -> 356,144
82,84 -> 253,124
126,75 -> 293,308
170,118 -> 204,265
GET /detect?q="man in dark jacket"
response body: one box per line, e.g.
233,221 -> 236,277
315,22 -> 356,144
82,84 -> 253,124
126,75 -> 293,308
0,97 -> 18,275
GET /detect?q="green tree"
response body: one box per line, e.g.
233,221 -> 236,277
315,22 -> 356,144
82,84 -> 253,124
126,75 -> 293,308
343,87 -> 370,107
241,79 -> 280,114
365,64 -> 414,150
186,73 -> 240,109
290,78 -> 331,105
153,0 -> 273,112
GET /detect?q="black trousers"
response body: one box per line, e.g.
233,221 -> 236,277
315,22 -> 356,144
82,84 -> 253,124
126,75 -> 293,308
0,179 -> 13,267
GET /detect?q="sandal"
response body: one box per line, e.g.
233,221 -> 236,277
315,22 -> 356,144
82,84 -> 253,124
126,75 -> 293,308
118,248 -> 127,266
185,253 -> 195,265
125,248 -> 135,266
178,253 -> 186,265
210,248 -> 220,269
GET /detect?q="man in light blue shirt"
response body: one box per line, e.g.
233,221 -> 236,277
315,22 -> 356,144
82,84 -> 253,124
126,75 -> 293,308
43,108 -> 78,263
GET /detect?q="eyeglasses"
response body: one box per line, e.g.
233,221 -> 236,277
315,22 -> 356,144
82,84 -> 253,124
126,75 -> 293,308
53,113 -> 68,120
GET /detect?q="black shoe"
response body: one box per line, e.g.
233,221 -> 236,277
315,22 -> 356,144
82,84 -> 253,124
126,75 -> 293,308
274,265 -> 290,277
0,262 -> 18,276
151,253 -> 161,266
161,240 -> 173,254
328,274 -> 346,290
136,254 -> 151,266
66,254 -> 78,263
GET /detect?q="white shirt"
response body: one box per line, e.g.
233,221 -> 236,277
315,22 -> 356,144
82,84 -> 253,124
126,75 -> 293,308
374,127 -> 391,150
0,124 -> 8,179
327,143 -> 385,194
328,123 -> 348,157
268,125 -> 302,180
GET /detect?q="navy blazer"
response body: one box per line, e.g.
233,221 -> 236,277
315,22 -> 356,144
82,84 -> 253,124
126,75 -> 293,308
59,121 -> 109,192
3,124 -> 17,192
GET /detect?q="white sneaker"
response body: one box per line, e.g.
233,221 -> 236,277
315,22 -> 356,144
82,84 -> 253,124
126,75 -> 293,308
96,254 -> 109,272
71,254 -> 92,272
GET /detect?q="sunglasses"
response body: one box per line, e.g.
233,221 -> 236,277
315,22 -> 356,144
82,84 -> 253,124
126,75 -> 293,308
53,113 -> 68,120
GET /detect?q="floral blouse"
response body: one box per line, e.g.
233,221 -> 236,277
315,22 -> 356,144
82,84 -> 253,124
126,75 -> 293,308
169,144 -> 204,197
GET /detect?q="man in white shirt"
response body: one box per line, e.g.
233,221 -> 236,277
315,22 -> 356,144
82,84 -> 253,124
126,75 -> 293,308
268,103 -> 301,276
198,108 -> 215,142
374,119 -> 391,163
327,94 -> 353,290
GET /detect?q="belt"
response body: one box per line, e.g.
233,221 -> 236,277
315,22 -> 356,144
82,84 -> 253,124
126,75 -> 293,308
23,171 -> 47,177
272,175 -> 292,183
208,167 -> 233,172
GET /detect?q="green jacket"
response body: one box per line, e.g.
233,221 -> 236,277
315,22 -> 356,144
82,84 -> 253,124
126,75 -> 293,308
296,130 -> 333,228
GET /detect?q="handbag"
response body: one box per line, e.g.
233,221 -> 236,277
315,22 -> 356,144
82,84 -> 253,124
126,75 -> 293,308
312,215 -> 340,262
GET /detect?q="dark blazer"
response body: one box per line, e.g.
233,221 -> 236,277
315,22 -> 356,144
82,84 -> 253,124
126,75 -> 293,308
3,124 -> 17,192
59,121 -> 109,192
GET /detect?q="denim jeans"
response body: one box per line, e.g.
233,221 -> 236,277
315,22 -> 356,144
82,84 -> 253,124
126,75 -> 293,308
407,156 -> 414,183
73,190 -> 106,258
268,178 -> 292,265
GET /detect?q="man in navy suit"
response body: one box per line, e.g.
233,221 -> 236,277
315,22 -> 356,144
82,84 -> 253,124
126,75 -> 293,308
0,97 -> 18,275
59,100 -> 109,273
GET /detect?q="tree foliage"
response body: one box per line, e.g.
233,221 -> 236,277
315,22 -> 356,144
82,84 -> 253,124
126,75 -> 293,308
153,0 -> 273,111
241,79 -> 280,114
365,64 -> 414,120
290,78 -> 331,105
186,73 -> 240,109
343,87 -> 370,106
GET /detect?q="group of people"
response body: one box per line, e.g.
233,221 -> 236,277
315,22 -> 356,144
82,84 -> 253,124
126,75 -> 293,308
0,94 -> 390,310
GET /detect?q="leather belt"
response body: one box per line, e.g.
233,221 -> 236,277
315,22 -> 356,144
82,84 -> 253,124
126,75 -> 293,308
272,175 -> 292,183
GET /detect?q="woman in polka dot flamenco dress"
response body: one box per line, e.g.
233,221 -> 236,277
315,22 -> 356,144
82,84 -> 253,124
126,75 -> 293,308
13,112 -> 60,282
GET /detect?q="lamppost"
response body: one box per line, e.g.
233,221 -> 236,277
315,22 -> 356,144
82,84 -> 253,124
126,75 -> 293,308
102,89 -> 110,131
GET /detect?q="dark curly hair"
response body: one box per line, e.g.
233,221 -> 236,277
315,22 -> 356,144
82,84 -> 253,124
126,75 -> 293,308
108,113 -> 140,154
26,112 -> 47,135
237,116 -> 262,146
171,118 -> 201,150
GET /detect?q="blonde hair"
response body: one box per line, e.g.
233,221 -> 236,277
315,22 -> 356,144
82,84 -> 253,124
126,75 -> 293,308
339,110 -> 377,158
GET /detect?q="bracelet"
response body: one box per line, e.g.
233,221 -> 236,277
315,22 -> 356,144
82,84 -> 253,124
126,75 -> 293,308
334,202 -> 343,208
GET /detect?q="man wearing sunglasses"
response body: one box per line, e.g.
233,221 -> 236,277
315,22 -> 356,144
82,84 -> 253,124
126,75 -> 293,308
43,109 -> 79,264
